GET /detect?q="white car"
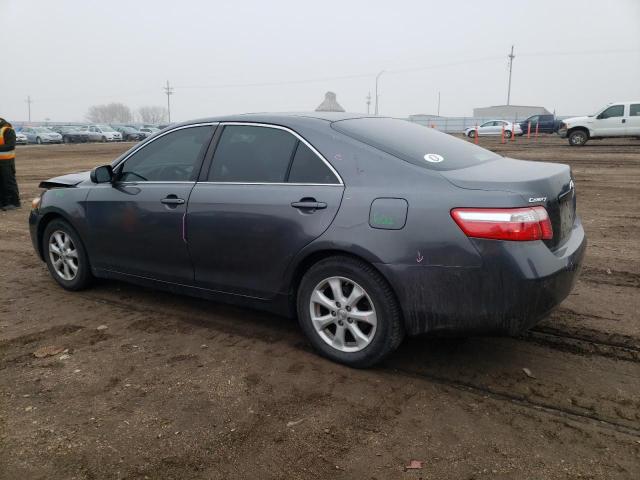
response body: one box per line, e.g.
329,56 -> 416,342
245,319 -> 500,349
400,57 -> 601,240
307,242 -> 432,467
558,101 -> 640,146
465,120 -> 523,139
15,132 -> 28,145
81,125 -> 122,142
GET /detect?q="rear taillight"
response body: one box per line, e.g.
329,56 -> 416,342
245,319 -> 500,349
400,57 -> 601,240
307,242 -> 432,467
451,207 -> 553,241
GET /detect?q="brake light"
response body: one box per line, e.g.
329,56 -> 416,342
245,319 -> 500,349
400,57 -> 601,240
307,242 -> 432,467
451,207 -> 553,241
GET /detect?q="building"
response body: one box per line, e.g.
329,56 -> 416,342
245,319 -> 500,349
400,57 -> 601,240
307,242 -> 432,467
473,105 -> 551,120
315,92 -> 345,112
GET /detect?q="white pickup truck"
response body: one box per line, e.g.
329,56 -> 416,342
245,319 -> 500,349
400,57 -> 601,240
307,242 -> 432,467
558,101 -> 640,146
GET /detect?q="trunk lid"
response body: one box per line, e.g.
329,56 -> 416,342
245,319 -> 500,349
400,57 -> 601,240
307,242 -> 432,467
441,157 -> 576,249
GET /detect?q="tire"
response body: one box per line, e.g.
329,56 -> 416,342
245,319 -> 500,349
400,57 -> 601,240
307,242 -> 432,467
568,130 -> 588,146
467,130 -> 476,138
42,219 -> 92,291
101,136 -> 107,143
504,130 -> 513,139
63,136 -> 70,144
36,137 -> 42,145
297,256 -> 404,368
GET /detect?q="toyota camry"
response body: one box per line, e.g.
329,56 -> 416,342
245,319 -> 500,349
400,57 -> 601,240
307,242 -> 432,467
29,113 -> 586,367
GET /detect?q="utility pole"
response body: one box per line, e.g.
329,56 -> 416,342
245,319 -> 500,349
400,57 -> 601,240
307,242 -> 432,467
507,45 -> 515,105
437,91 -> 441,116
25,96 -> 33,122
366,92 -> 371,115
164,80 -> 174,123
374,70 -> 384,115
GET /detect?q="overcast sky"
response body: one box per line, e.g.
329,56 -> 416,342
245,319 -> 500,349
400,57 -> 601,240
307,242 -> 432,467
1,0 -> 639,122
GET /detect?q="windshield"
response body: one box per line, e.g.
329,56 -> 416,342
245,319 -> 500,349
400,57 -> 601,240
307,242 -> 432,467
97,125 -> 116,132
331,117 -> 499,171
34,127 -> 53,133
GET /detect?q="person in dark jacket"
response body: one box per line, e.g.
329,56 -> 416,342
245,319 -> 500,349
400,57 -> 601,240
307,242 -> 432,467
0,118 -> 20,210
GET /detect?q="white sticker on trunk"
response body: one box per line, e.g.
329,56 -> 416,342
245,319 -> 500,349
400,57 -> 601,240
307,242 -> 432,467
424,153 -> 444,163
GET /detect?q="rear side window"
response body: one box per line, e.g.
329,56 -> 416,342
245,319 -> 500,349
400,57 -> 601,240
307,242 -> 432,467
288,142 -> 339,184
599,105 -> 624,119
331,117 -> 499,171
209,125 -> 297,182
630,104 -> 640,116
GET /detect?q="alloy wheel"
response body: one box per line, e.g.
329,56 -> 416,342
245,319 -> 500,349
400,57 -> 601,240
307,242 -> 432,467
309,276 -> 377,353
48,230 -> 79,281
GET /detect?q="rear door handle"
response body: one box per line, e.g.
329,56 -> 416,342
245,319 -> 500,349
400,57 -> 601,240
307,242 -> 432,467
622,118 -> 626,123
161,196 -> 185,205
291,201 -> 327,210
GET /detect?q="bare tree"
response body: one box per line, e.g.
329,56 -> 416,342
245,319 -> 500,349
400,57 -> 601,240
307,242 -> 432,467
138,106 -> 168,124
86,103 -> 133,123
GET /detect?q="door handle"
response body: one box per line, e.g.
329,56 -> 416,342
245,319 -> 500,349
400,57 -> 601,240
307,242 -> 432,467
622,118 -> 626,123
291,201 -> 327,210
161,196 -> 185,205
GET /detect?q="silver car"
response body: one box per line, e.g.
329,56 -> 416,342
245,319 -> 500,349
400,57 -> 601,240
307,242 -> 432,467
20,127 -> 63,144
15,132 -> 28,145
80,125 -> 123,142
465,120 -> 523,139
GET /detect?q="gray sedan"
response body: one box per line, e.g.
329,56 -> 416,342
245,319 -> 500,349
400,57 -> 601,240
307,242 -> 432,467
28,113 -> 585,367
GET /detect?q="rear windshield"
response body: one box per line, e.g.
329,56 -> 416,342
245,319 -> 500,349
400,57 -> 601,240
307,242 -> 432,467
331,117 -> 499,171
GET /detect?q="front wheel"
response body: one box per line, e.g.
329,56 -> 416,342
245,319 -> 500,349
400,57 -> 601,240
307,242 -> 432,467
467,130 -> 476,138
43,219 -> 92,291
297,256 -> 404,368
36,137 -> 42,145
504,130 -> 513,139
568,130 -> 588,146
101,136 -> 107,143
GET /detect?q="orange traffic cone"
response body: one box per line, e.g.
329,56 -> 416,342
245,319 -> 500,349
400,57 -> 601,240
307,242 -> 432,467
501,124 -> 505,144
474,124 -> 479,144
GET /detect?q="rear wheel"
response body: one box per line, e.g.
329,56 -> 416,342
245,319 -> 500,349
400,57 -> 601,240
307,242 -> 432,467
568,130 -> 588,146
43,219 -> 92,291
36,137 -> 42,144
504,130 -> 513,138
297,256 -> 404,368
467,130 -> 476,138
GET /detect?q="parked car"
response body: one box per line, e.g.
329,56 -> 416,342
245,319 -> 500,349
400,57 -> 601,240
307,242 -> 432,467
19,127 -> 63,144
558,101 -> 640,146
465,120 -> 522,138
518,114 -> 562,134
139,126 -> 160,136
50,126 -> 90,143
15,132 -> 28,145
80,125 -> 122,142
112,125 -> 145,142
29,113 -> 586,367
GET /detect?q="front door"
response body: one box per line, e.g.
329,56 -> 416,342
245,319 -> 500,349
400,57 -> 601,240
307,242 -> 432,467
86,124 -> 216,283
187,124 -> 344,299
592,104 -> 627,136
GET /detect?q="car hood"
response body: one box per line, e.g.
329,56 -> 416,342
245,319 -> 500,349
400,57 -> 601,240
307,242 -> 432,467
561,115 -> 591,126
39,171 -> 91,189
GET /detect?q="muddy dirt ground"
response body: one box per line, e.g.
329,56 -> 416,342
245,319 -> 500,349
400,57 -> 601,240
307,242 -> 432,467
1,136 -> 639,479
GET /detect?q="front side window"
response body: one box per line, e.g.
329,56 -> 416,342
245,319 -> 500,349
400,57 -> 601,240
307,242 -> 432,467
599,105 -> 624,119
630,104 -> 640,116
119,125 -> 213,182
209,125 -> 297,182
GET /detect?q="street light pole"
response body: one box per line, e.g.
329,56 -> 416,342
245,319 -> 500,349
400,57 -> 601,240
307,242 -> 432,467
374,70 -> 385,115
164,80 -> 174,123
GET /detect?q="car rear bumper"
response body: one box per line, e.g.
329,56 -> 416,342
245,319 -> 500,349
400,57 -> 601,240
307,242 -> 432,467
377,218 -> 587,336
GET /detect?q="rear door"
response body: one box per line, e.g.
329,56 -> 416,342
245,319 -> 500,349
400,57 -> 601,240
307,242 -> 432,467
187,123 -> 344,299
592,104 -> 627,136
628,103 -> 640,135
86,124 -> 216,283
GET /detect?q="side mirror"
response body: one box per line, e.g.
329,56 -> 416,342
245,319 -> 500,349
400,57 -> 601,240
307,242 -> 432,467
90,165 -> 114,184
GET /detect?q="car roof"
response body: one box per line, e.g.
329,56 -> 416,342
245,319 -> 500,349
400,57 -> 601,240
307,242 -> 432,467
170,112 -> 375,129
